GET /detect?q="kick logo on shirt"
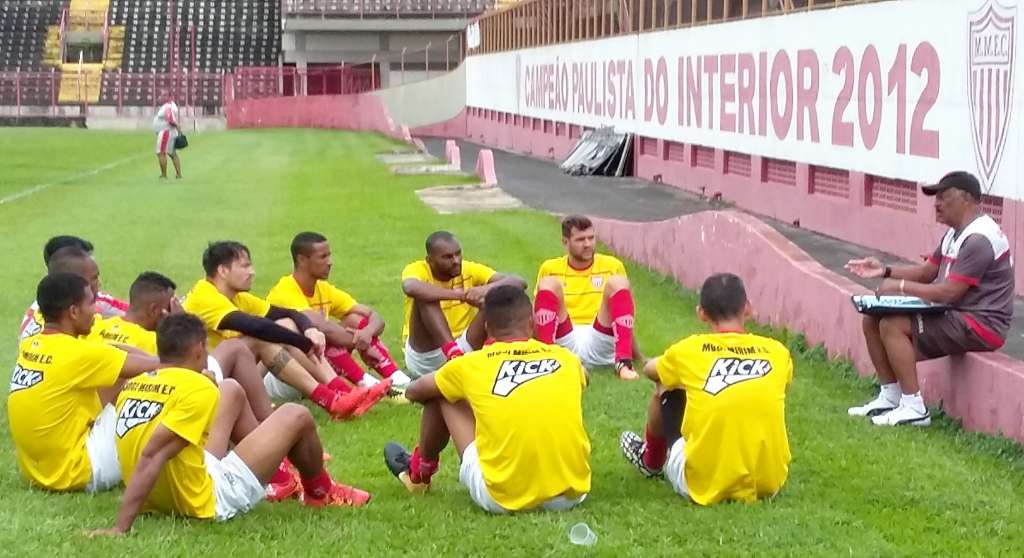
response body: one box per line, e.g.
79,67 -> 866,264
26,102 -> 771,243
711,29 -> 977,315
591,276 -> 604,288
702,358 -> 772,395
492,359 -> 561,397
116,398 -> 165,437
10,364 -> 43,393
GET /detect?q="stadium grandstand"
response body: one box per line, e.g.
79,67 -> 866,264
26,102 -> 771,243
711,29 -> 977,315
0,0 -> 494,117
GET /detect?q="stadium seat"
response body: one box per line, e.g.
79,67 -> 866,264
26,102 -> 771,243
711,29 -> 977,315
0,1 -> 67,73
95,0 -> 279,106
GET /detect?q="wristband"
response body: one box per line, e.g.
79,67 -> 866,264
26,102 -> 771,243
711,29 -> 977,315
883,266 -> 892,278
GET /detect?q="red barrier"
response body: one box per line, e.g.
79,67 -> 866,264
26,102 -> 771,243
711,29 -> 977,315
226,93 -> 404,143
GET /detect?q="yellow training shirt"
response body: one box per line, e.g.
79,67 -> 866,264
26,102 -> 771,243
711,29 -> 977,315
182,279 -> 271,348
115,367 -> 219,519
266,274 -> 357,320
88,316 -> 158,355
434,338 -> 591,511
8,333 -> 127,491
401,260 -> 496,340
535,254 -> 626,325
656,332 -> 792,506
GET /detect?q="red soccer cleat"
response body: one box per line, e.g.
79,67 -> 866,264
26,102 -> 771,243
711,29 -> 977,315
302,481 -> 371,508
353,378 -> 393,417
266,468 -> 302,502
327,386 -> 369,420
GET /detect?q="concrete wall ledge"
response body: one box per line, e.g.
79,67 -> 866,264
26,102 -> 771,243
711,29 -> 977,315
593,211 -> 1024,443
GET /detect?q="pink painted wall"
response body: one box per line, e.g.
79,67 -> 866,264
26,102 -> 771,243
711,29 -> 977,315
411,109 -> 468,138
465,107 -> 578,162
462,107 -> 1024,297
227,94 -> 404,141
593,212 -> 1024,442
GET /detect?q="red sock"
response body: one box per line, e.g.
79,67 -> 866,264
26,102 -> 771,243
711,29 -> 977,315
409,446 -> 439,484
351,316 -> 400,376
310,384 -> 337,409
533,289 -> 561,343
556,317 -> 573,339
362,338 -> 399,377
300,468 -> 333,500
441,341 -> 464,360
325,346 -> 366,383
270,459 -> 292,484
642,427 -> 668,470
608,289 -> 635,362
327,376 -> 352,394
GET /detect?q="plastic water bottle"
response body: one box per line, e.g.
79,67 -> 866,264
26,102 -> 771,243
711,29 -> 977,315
569,522 -> 597,546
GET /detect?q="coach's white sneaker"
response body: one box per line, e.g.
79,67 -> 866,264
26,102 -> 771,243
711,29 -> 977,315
847,393 -> 899,417
871,394 -> 930,427
389,370 -> 412,388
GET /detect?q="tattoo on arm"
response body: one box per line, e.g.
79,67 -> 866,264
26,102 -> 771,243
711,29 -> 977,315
267,348 -> 292,376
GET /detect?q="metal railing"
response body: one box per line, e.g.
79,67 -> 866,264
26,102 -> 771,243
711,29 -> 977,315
0,69 -> 227,117
473,0 -> 888,53
282,0 -> 495,19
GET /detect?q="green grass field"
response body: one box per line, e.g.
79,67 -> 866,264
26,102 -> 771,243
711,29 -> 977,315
1,128 -> 1022,556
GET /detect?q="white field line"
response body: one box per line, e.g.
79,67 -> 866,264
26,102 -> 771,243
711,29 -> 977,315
0,154 -> 144,206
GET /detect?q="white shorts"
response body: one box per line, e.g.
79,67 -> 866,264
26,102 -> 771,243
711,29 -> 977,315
263,372 -> 301,401
459,442 -> 587,514
85,404 -> 121,493
156,128 -> 177,155
556,325 -> 615,369
204,450 -> 265,521
207,356 -> 224,384
403,332 -> 473,378
665,438 -> 690,499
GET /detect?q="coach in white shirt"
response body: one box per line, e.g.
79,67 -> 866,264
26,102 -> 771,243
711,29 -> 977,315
153,94 -> 182,179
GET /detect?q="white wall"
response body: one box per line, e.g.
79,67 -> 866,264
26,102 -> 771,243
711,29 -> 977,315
466,0 -> 1024,202
373,63 -> 466,128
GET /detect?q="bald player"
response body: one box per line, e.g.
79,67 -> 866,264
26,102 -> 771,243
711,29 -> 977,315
401,231 -> 527,378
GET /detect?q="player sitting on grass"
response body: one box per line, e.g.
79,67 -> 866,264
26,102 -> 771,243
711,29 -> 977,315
620,273 -> 792,505
89,272 -> 278,424
401,231 -> 526,378
533,215 -> 640,380
384,286 -> 591,513
86,314 -> 369,537
20,237 -> 127,340
182,241 -> 382,420
8,273 -> 159,492
268,232 -> 410,395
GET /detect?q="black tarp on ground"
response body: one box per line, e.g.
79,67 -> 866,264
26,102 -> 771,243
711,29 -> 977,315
560,127 -> 632,177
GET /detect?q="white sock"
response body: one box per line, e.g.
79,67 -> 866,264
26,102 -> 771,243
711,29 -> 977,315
358,376 -> 380,388
880,383 -> 901,404
900,392 -> 926,413
390,370 -> 412,385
